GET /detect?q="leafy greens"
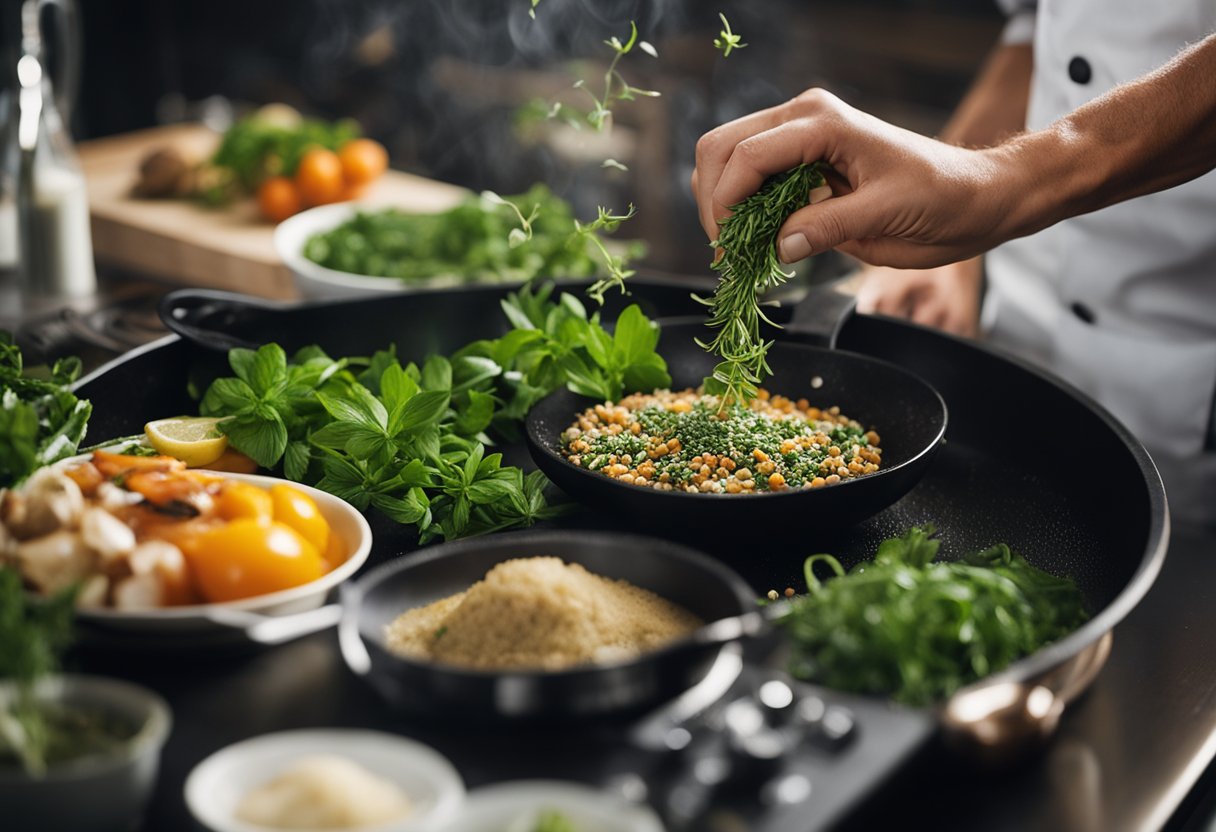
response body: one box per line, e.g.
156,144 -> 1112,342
0,333 -> 92,489
779,526 -> 1089,706
302,185 -> 643,294
200,283 -> 670,542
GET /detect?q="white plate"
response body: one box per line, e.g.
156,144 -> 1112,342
452,780 -> 666,832
185,729 -> 465,832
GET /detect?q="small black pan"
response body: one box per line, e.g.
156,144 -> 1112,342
525,284 -> 947,531
337,530 -> 761,720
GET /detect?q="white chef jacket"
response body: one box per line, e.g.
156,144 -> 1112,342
984,0 -> 1216,524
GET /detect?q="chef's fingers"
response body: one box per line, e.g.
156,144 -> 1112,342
693,104 -> 791,241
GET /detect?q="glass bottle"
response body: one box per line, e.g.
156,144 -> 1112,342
14,0 -> 94,301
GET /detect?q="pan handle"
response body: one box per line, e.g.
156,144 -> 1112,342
940,631 -> 1113,765
781,279 -> 858,348
158,289 -> 293,353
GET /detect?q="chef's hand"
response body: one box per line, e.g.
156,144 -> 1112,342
855,259 -> 983,338
691,89 -> 1021,269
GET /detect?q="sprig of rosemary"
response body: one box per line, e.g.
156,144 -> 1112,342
713,13 -> 747,57
695,163 -> 826,405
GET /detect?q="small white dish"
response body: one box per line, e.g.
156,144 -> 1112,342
274,203 -> 468,300
452,780 -> 665,832
185,729 -> 465,832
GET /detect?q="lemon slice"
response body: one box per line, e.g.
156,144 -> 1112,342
145,416 -> 229,467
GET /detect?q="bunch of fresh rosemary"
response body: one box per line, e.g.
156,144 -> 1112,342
696,163 -> 827,404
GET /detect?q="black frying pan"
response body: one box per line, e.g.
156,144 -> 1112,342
131,280 -> 1165,729
526,285 -> 947,531
337,529 -> 761,720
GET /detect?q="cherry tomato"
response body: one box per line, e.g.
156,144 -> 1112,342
338,138 -> 388,186
199,448 -> 259,475
270,484 -> 330,555
257,176 -> 302,222
295,148 -> 345,206
179,519 -> 325,603
216,481 -> 274,524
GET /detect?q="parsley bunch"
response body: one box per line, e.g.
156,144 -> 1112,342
0,333 -> 92,489
779,526 -> 1089,706
199,284 -> 669,542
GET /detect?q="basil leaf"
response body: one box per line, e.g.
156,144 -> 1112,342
453,389 -> 496,436
284,440 -> 311,481
395,390 -> 450,434
201,378 -> 256,416
220,412 -> 286,468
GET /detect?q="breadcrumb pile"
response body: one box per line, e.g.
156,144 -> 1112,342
384,557 -> 701,670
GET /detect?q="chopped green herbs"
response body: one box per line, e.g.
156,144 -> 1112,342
530,810 -> 578,832
199,283 -> 669,542
0,333 -> 92,489
561,389 -> 880,493
301,185 -> 642,292
0,567 -> 78,775
778,526 -> 1089,705
696,164 -> 826,405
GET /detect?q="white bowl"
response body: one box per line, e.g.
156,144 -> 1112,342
67,469 -> 372,640
452,780 -> 665,832
0,674 -> 172,832
274,203 -> 469,300
184,729 -> 465,832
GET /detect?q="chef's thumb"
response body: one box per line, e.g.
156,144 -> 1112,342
776,195 -> 872,263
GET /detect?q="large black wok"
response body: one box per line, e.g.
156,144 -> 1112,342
78,278 -> 1165,738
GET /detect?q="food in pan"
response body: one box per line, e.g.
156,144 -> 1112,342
0,450 -> 345,609
777,525 -> 1089,705
559,388 -> 881,493
235,754 -> 412,829
385,557 -> 701,670
301,184 -> 642,287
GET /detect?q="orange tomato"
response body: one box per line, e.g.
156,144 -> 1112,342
322,530 -> 348,571
270,484 -> 330,554
295,147 -> 345,206
338,138 -> 388,186
179,519 -> 325,603
199,448 -> 259,475
257,176 -> 302,222
216,481 -> 274,524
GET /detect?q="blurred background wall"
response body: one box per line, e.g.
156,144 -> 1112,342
76,0 -> 1004,275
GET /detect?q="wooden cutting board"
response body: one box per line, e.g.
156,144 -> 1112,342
79,124 -> 467,299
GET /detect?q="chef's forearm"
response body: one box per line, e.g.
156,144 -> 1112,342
999,32 -> 1216,238
940,42 -> 1034,147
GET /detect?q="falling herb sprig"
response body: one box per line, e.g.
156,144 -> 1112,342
713,13 -> 747,57
528,0 -> 541,20
572,21 -> 660,132
579,204 -> 638,304
695,163 -> 826,405
778,526 -> 1090,706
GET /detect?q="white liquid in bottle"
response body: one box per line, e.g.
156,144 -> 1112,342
30,165 -> 94,298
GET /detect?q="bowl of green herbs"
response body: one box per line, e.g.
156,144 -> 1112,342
275,184 -> 643,299
0,568 -> 172,832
